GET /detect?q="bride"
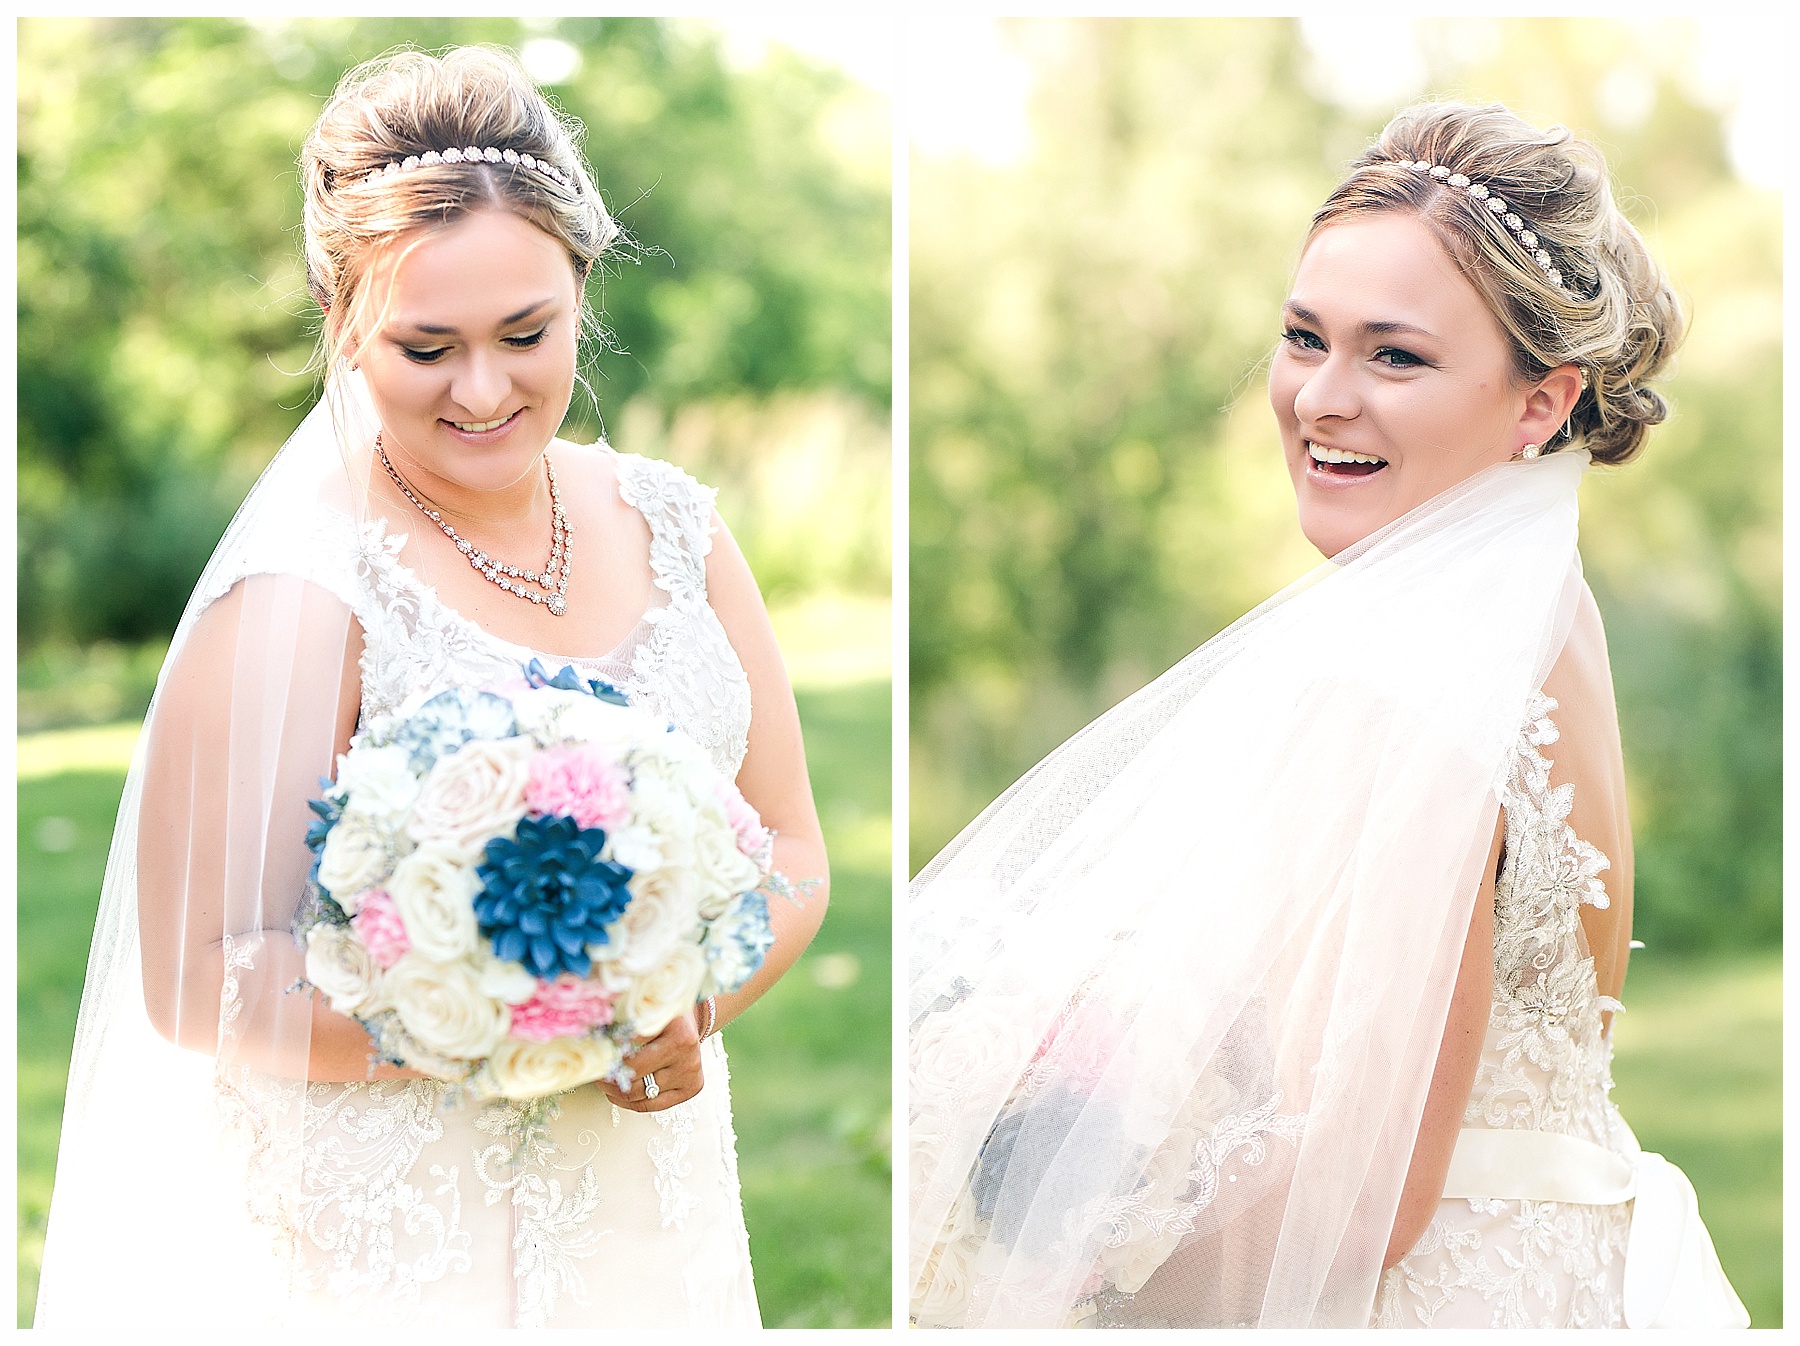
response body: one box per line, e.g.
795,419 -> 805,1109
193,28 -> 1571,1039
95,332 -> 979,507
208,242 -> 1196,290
909,102 -> 1747,1329
36,46 -> 828,1328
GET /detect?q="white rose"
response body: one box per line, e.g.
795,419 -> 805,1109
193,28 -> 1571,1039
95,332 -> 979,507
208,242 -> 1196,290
910,998 -> 1036,1107
516,687 -> 660,753
476,951 -> 541,1005
385,954 -> 510,1060
305,923 -> 382,1017
333,743 -> 421,823
317,813 -> 393,905
692,804 -> 762,916
407,737 -> 534,858
617,943 -> 707,1037
912,1232 -> 983,1327
595,867 -> 701,980
635,733 -> 717,802
486,1033 -> 620,1099
608,775 -> 697,872
387,844 -> 481,960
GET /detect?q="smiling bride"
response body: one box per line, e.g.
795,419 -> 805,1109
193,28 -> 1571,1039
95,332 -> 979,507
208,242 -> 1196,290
908,102 -> 1748,1329
37,46 -> 829,1328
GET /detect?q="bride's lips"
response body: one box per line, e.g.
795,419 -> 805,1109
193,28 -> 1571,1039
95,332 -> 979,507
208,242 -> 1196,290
1302,438 -> 1388,487
440,408 -> 525,444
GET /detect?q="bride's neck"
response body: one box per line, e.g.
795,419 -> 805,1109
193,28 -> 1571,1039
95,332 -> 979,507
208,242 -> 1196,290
362,442 -> 554,540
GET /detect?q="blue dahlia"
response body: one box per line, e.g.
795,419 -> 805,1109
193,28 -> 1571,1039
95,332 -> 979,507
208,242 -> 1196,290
475,815 -> 635,979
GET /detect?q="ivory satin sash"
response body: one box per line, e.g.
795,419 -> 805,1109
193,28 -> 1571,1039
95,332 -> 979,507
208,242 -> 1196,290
1440,1126 -> 1750,1329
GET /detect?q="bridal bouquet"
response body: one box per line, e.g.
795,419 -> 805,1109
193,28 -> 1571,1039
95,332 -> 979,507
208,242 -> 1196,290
296,660 -> 777,1101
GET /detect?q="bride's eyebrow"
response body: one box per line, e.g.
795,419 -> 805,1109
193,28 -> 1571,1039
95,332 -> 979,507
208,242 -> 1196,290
1284,302 -> 1438,341
397,297 -> 557,337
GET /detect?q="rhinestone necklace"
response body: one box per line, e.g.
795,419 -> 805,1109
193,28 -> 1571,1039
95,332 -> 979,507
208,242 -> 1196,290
376,433 -> 571,616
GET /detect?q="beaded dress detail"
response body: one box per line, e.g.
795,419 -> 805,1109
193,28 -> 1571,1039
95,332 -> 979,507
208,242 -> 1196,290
230,448 -> 759,1327
1374,693 -> 1631,1328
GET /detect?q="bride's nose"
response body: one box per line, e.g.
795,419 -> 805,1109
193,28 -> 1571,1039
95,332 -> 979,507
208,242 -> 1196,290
1291,353 -> 1360,426
449,348 -> 509,420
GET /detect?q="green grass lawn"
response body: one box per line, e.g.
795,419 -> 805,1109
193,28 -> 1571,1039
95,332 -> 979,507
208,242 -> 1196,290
1610,950 -> 1782,1327
17,680 -> 893,1327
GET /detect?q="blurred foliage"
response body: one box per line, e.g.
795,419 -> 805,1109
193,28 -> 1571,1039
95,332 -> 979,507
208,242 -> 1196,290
909,18 -> 1780,955
19,16 -> 890,649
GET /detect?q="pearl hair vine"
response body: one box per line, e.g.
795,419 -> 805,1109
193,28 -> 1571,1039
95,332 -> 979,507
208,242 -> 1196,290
361,145 -> 574,191
1395,159 -> 1579,300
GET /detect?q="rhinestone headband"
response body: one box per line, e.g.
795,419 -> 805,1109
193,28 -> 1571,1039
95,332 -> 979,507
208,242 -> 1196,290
1398,159 -> 1575,297
362,145 -> 574,191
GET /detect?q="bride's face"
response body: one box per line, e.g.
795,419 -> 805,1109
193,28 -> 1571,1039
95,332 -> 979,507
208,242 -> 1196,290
1269,211 -> 1530,558
353,208 -> 579,496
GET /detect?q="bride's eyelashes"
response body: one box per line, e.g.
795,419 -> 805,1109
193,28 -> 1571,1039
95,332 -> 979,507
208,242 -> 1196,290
396,325 -> 552,364
1281,326 -> 1433,371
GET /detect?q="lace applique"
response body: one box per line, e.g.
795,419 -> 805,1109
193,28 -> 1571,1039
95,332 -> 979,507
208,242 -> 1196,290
295,1081 -> 473,1316
651,1102 -> 700,1230
1379,692 -> 1633,1327
472,1102 -> 606,1328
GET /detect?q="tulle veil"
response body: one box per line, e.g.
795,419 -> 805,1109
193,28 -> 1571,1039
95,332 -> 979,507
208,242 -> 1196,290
908,450 -> 1588,1327
36,375 -> 382,1326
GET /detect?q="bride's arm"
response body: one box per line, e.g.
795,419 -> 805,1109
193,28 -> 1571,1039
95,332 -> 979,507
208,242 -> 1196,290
698,512 -> 832,1027
1383,811 -> 1502,1269
137,574 -> 422,1082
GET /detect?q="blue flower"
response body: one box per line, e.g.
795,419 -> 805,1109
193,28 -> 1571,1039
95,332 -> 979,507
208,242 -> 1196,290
395,688 -> 518,772
521,657 -> 630,707
475,815 -> 635,979
704,889 -> 776,993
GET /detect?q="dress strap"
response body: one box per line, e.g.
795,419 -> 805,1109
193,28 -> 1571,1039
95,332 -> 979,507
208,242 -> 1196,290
612,452 -> 719,610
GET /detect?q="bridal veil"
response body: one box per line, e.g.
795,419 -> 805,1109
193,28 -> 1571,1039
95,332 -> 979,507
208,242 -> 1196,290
909,451 -> 1587,1327
36,378 -> 380,1325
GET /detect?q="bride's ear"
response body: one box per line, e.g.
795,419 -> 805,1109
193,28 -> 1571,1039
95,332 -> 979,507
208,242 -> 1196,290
1519,364 -> 1584,447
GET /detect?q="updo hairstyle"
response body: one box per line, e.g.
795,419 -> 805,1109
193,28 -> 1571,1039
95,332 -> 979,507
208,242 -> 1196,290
1311,102 -> 1684,465
300,46 -> 621,374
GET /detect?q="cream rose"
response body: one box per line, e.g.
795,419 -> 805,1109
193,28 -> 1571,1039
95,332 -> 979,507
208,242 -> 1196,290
607,775 -> 697,873
911,998 -> 1036,1107
515,688 -> 654,752
334,743 -> 421,823
384,954 -> 510,1060
476,951 -> 541,1005
912,1232 -> 982,1328
596,867 -> 702,980
407,737 -> 534,858
692,805 -> 762,917
387,844 -> 482,961
317,813 -> 392,905
305,923 -> 382,1017
486,1033 -> 621,1099
617,943 -> 707,1037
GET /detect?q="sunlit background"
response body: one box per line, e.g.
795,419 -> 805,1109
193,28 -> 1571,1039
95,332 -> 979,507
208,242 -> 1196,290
909,17 -> 1778,1325
17,16 -> 890,1327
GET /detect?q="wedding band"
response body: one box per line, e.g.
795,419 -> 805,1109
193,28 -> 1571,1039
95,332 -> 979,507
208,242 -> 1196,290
643,1072 -> 660,1101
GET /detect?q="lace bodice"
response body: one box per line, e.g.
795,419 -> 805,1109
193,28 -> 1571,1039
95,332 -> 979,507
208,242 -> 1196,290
220,447 -> 760,1326
347,447 -> 751,778
1376,691 -> 1632,1327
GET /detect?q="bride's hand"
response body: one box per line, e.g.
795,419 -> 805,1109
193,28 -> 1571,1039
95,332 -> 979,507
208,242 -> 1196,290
598,1009 -> 704,1112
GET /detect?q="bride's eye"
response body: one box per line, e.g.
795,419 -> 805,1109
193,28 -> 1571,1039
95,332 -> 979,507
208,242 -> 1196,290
505,326 -> 550,350
1281,326 -> 1324,352
1375,346 -> 1428,369
400,345 -> 451,364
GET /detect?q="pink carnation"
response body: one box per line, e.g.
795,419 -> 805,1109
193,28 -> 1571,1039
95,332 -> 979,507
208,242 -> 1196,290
508,975 -> 616,1041
350,888 -> 410,969
526,747 -> 631,832
715,781 -> 772,859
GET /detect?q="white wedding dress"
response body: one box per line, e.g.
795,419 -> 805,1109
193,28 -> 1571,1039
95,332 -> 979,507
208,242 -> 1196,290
1375,694 -> 1748,1329
212,446 -> 761,1327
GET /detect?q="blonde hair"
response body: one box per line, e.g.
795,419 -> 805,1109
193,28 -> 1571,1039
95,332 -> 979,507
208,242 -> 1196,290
300,46 -> 621,376
1311,102 -> 1685,465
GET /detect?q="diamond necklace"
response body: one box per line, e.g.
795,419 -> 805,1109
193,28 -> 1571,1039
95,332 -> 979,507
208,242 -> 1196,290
375,433 -> 571,616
